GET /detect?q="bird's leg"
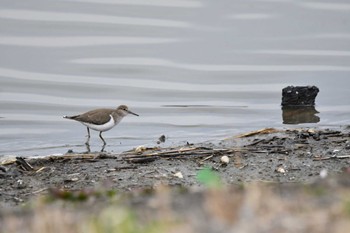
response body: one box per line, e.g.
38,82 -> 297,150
85,127 -> 91,145
101,144 -> 106,152
99,131 -> 106,145
85,143 -> 91,153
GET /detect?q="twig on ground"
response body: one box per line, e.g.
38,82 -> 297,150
15,157 -> 34,171
313,155 -> 350,161
199,155 -> 214,163
24,188 -> 48,196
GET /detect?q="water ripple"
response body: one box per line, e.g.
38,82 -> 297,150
299,2 -> 350,11
263,33 -> 350,40
251,50 -> 350,56
72,57 -> 350,72
0,67 -> 282,92
0,36 -> 179,47
0,92 -> 140,108
63,0 -> 203,8
0,9 -> 191,28
227,13 -> 273,20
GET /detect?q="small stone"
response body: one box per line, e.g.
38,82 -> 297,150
158,135 -> 166,143
0,166 -> 7,173
173,172 -> 183,179
220,155 -> 230,165
275,165 -> 286,174
16,179 -> 26,189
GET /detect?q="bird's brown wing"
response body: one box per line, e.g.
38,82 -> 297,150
73,108 -> 114,125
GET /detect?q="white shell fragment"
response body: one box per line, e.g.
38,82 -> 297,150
135,145 -> 146,153
220,155 -> 230,164
276,165 -> 286,174
173,171 -> 183,179
332,149 -> 340,154
307,128 -> 316,134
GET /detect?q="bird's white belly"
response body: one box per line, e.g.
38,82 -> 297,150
82,115 -> 115,132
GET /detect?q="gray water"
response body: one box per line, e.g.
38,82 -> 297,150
1,0 -> 350,157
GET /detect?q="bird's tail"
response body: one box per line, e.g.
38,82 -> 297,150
63,115 -> 78,120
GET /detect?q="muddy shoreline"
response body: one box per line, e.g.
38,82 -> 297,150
1,127 -> 350,208
1,127 -> 350,232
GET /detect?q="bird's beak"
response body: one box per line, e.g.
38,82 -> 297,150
128,110 -> 139,116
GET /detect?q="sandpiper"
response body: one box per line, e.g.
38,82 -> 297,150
64,105 -> 139,145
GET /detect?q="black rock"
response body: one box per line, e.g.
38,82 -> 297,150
282,86 -> 319,106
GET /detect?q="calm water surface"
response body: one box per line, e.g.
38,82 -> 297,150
1,0 -> 350,156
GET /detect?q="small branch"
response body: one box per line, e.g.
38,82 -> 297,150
24,188 -> 48,196
199,155 -> 214,163
16,157 -> 34,171
313,155 -> 350,161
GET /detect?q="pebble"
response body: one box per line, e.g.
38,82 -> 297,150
220,155 -> 230,165
173,172 -> 183,179
276,165 -> 286,174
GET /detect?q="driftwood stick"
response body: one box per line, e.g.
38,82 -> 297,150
15,157 -> 34,171
313,155 -> 350,161
24,188 -> 48,196
199,155 -> 214,163
121,147 -> 246,162
247,139 -> 266,146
